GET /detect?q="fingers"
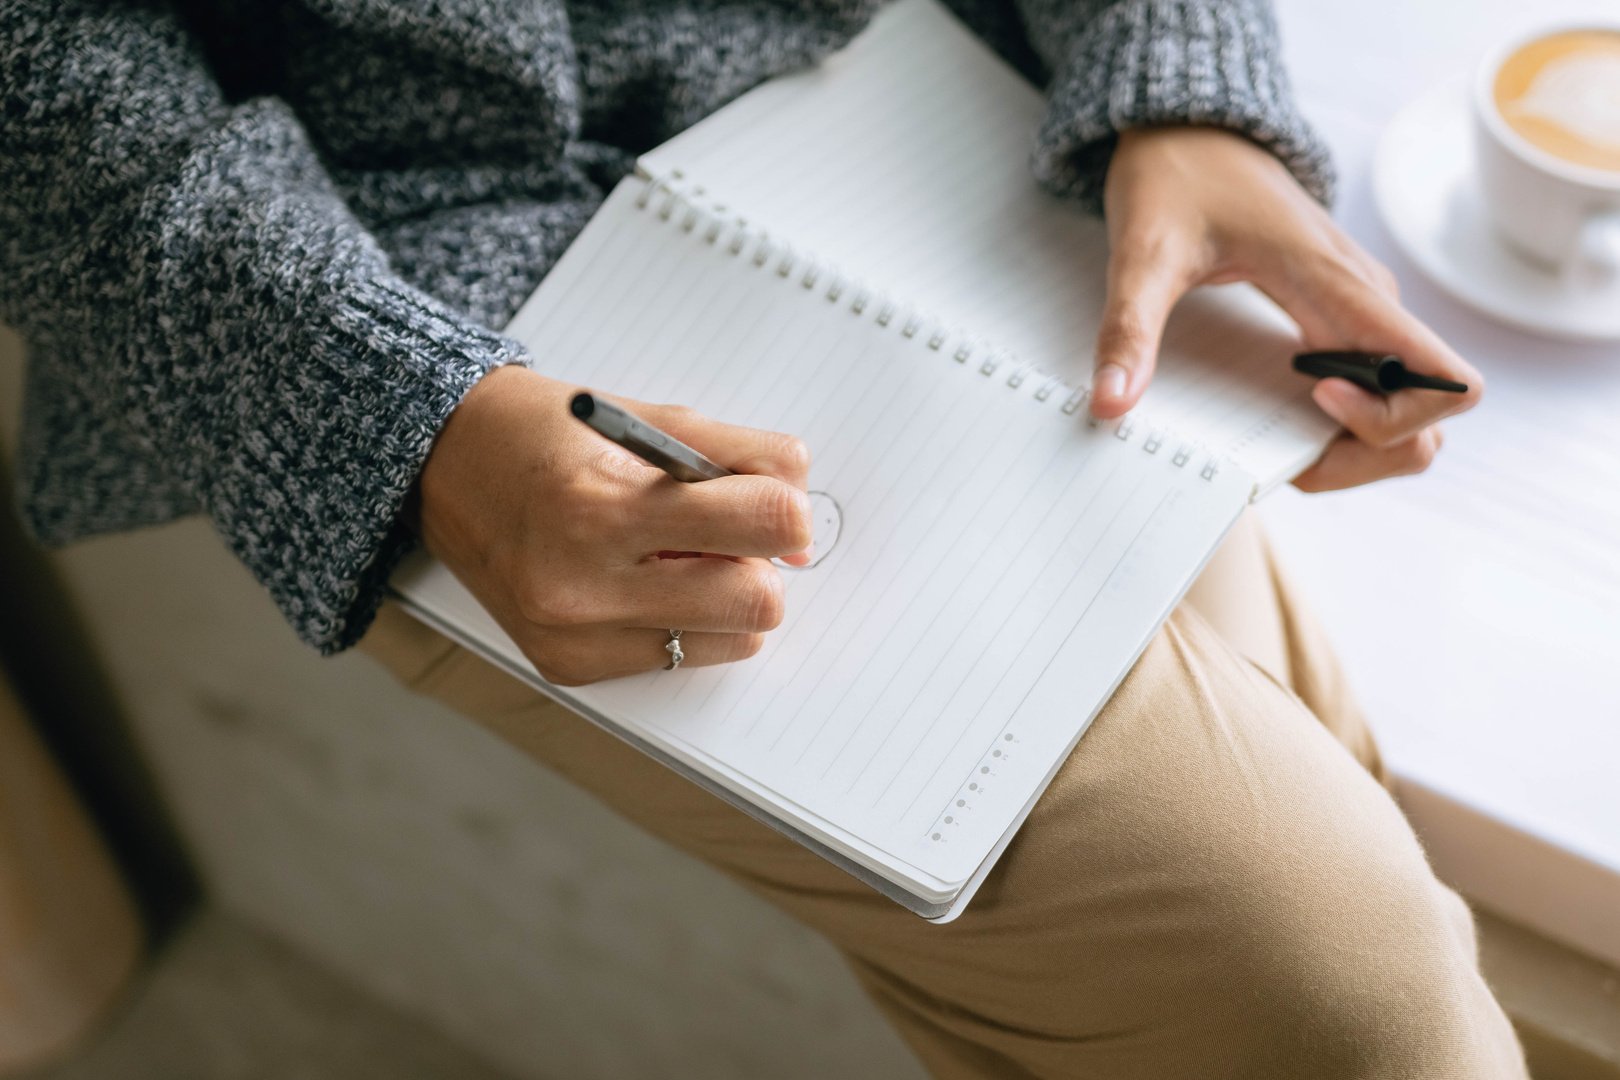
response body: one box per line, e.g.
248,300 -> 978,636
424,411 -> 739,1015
626,400 -> 812,490
1229,225 -> 1481,496
1308,375 -> 1465,454
1257,247 -> 1483,449
552,449 -> 812,563
617,555 -> 788,633
1308,295 -> 1480,446
1292,426 -> 1444,493
516,554 -> 787,635
641,473 -> 813,559
1094,125 -> 1477,494
431,370 -> 812,690
592,396 -> 815,562
1092,232 -> 1192,419
522,627 -> 768,686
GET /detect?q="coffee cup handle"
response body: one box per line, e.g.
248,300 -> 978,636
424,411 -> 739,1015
1571,210 -> 1620,282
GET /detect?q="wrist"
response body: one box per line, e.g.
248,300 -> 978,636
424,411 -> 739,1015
415,364 -> 558,544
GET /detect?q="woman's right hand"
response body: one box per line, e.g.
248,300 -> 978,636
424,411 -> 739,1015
416,366 -> 814,686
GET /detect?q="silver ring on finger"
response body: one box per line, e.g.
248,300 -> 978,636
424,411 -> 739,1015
663,629 -> 685,671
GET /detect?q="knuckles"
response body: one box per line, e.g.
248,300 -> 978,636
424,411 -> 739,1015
516,575 -> 597,628
772,432 -> 813,479
750,571 -> 787,632
645,402 -> 699,433
731,562 -> 786,632
764,483 -> 814,553
526,633 -> 604,687
733,431 -> 813,485
1403,431 -> 1440,474
741,480 -> 812,554
557,451 -> 640,544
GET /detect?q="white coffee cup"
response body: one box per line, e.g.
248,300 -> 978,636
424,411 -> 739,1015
1473,24 -> 1620,281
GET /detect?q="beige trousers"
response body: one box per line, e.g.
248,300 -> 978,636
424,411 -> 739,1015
361,514 -> 1526,1079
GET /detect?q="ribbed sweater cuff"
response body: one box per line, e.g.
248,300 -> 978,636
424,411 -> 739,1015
1031,0 -> 1336,213
241,280 -> 527,655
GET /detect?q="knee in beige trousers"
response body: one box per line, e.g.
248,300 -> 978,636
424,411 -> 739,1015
360,516 -> 1525,1079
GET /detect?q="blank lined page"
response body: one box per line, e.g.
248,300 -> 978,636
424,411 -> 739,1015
640,0 -> 1338,491
401,176 -> 1255,895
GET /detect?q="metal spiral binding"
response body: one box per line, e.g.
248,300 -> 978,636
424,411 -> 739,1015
632,173 -> 1222,483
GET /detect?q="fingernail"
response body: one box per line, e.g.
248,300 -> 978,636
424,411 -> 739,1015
1094,363 -> 1127,402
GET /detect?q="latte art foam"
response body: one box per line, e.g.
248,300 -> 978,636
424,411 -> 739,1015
1513,55 -> 1620,152
1494,30 -> 1620,173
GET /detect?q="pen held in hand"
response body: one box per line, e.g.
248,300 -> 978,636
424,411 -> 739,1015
570,392 -> 818,568
1292,351 -> 1469,396
570,392 -> 733,482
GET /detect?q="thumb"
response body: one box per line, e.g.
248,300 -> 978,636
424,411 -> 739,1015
1092,247 -> 1187,420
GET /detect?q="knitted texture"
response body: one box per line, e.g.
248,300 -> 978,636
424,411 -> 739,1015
0,0 -> 1332,653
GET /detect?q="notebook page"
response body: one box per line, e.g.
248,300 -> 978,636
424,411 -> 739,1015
400,177 -> 1254,898
639,0 -> 1338,493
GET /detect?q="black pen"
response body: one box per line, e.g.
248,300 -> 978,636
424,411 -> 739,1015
569,392 -> 732,482
1292,351 -> 1468,395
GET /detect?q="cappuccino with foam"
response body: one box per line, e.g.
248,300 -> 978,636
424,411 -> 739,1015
1492,30 -> 1620,174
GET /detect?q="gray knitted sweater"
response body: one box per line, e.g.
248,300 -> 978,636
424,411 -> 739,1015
0,0 -> 1331,653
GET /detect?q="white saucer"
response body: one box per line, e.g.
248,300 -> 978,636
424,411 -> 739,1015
1374,76 -> 1620,343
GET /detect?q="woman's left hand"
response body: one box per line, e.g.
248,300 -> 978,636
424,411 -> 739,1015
1094,126 -> 1482,492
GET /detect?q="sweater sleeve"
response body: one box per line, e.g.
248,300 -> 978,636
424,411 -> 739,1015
1011,0 -> 1335,210
0,1 -> 527,653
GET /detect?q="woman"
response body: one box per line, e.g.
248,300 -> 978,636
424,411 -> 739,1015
0,0 -> 1519,1076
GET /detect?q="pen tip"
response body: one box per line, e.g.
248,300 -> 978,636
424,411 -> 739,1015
570,392 -> 595,419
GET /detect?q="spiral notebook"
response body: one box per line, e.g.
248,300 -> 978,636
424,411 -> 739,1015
390,0 -> 1339,920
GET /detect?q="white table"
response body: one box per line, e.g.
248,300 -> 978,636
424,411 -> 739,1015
1266,0 -> 1620,966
